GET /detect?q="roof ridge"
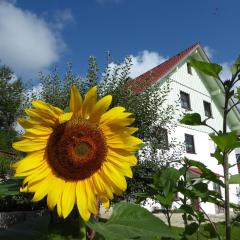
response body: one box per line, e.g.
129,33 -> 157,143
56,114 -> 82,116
127,43 -> 200,94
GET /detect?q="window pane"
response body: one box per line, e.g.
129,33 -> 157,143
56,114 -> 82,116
180,91 -> 190,110
187,62 -> 192,75
204,101 -> 212,118
209,139 -> 216,157
185,134 -> 195,154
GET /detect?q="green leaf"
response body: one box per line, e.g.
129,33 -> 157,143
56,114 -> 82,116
210,132 -> 240,153
64,106 -> 70,112
156,193 -> 173,207
187,159 -> 224,187
229,174 -> 240,184
87,202 -> 178,240
235,87 -> 240,102
153,168 -> 181,196
184,222 -> 199,235
190,58 -> 222,79
192,182 -> 209,198
231,56 -> 240,75
213,147 -> 224,165
0,177 -> 22,196
180,113 -> 202,126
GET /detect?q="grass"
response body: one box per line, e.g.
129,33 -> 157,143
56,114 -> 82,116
171,222 -> 240,240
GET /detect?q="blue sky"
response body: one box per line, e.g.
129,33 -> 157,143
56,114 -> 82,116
0,0 -> 239,82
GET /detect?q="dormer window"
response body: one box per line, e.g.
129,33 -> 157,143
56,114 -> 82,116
187,62 -> 192,75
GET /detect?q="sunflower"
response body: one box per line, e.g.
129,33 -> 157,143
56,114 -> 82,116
12,86 -> 142,221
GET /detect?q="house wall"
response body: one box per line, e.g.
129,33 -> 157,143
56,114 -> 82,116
159,60 -> 239,214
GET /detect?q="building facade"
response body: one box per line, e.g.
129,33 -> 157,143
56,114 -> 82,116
129,43 -> 240,214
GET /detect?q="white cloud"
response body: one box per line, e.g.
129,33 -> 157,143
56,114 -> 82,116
219,62 -> 232,80
0,1 -> 71,79
51,8 -> 75,30
129,50 -> 167,78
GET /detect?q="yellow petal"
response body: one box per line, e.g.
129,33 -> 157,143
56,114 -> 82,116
32,100 -> 64,117
101,199 -> 110,209
61,182 -> 76,218
25,109 -> 56,126
13,150 -> 45,174
31,174 -> 53,202
22,162 -> 50,184
106,159 -> 133,178
85,179 -> 98,215
70,85 -> 83,116
92,173 -> 113,199
89,95 -> 112,123
26,126 -> 53,135
107,136 -> 142,152
22,132 -> 50,140
17,118 -> 38,129
76,181 -> 91,221
108,149 -> 137,166
13,139 -> 47,152
102,164 -> 127,193
57,194 -> 63,217
100,107 -> 125,124
47,177 -> 65,210
99,169 -> 123,196
59,112 -> 73,124
82,86 -> 97,119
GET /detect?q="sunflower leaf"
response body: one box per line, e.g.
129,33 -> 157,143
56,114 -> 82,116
87,202 -> 178,240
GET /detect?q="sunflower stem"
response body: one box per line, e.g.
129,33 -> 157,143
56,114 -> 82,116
79,216 -> 87,240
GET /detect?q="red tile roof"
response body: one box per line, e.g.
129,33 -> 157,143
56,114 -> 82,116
126,43 -> 200,94
188,166 -> 223,178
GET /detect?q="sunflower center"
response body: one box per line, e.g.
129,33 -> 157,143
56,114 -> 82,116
75,142 -> 91,157
46,119 -> 107,180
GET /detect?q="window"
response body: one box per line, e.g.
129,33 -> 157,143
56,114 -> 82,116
209,139 -> 216,157
185,134 -> 195,154
236,154 -> 240,173
155,127 -> 169,149
187,62 -> 192,75
213,183 -> 222,197
203,101 -> 212,118
180,91 -> 191,110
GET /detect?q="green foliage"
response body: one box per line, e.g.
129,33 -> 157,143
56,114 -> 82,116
190,58 -> 222,79
0,65 -> 24,129
187,159 -> 224,187
0,178 -> 22,197
231,56 -> 240,75
180,113 -> 202,126
210,132 -> 240,153
87,202 -> 178,240
229,174 -> 240,184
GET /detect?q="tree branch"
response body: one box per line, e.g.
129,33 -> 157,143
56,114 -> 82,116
227,101 -> 240,114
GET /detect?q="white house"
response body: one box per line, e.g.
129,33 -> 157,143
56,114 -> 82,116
128,43 -> 240,214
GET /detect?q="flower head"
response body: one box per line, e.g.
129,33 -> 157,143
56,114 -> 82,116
13,86 -> 142,221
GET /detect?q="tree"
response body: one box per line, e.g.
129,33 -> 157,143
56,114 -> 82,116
0,64 -> 24,178
0,65 -> 24,130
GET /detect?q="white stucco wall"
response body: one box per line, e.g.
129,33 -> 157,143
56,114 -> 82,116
155,59 -> 240,214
